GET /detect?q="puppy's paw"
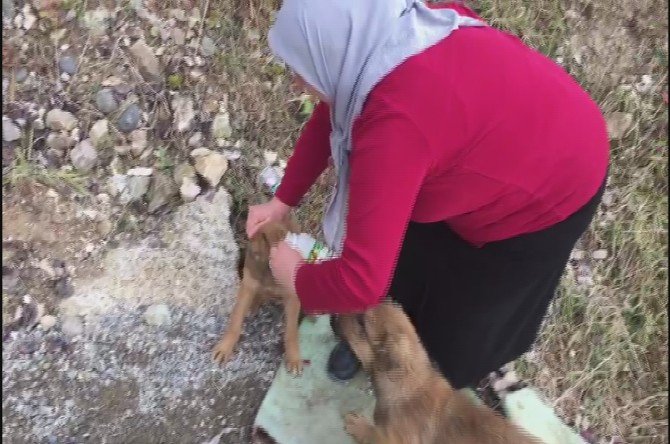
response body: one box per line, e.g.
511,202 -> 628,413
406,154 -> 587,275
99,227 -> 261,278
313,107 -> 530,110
212,336 -> 238,364
284,350 -> 303,376
344,413 -> 374,442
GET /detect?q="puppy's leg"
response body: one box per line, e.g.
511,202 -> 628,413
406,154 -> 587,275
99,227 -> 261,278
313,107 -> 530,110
344,413 -> 391,444
338,315 -> 374,370
212,274 -> 259,364
282,293 -> 302,376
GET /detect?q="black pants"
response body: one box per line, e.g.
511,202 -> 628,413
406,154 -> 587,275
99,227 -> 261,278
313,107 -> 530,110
335,180 -> 604,389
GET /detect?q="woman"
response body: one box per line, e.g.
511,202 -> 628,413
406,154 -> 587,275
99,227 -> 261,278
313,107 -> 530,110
248,0 -> 609,389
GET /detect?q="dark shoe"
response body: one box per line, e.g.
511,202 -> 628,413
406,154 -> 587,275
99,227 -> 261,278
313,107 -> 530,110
327,340 -> 361,382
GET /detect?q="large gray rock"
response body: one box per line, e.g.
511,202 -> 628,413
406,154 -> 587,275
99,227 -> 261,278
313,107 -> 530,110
3,117 -> 21,142
95,88 -> 118,114
59,188 -> 239,311
116,104 -> 142,133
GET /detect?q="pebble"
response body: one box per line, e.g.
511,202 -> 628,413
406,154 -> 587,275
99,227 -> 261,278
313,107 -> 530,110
148,171 -> 177,213
58,55 -> 78,75
211,112 -> 232,140
172,95 -> 196,132
172,27 -> 186,45
40,315 -> 58,331
61,316 -> 84,337
14,67 -> 28,83
70,139 -> 98,172
2,117 -> 21,142
201,36 -> 217,57
116,104 -> 142,133
192,149 -> 228,187
144,303 -> 172,326
129,40 -> 162,81
97,218 -> 114,236
591,249 -> 608,260
180,177 -> 201,202
188,132 -> 203,147
121,175 -> 151,203
95,88 -> 119,114
46,133 -> 75,152
127,166 -> 153,176
89,119 -> 110,148
129,129 -> 148,156
46,109 -> 78,131
2,0 -> 14,24
173,162 -> 196,184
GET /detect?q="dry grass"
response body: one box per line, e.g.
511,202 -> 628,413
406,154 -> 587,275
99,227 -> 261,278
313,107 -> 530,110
211,0 -> 667,441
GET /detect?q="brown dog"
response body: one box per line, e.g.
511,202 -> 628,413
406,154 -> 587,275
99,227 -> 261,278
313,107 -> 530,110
212,217 -> 304,375
338,301 -> 539,444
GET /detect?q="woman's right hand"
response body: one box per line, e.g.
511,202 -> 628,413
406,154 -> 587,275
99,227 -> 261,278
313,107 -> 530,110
246,197 -> 292,239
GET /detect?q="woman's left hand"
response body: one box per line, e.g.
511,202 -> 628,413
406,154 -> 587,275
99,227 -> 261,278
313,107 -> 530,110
269,241 -> 304,295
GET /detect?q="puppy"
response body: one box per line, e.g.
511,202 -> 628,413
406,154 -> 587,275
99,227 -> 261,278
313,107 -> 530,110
212,217 -> 303,375
338,301 -> 539,444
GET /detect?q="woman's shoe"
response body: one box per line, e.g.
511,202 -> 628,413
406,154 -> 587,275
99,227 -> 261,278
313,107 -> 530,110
327,340 -> 361,381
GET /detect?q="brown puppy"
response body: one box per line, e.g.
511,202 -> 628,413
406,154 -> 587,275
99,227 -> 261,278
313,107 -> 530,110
212,217 -> 304,375
338,301 -> 539,444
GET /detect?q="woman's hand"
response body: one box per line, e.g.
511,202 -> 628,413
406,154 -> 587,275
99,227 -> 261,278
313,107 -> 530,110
246,197 -> 292,239
269,241 -> 303,295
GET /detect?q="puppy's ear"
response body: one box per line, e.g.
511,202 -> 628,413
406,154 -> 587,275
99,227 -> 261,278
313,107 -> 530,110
374,332 -> 413,379
261,222 -> 288,246
249,231 -> 271,261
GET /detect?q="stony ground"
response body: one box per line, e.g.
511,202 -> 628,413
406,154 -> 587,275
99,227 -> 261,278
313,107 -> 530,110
2,0 -> 667,443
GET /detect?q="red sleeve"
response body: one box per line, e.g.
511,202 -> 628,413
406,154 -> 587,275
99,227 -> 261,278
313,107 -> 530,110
274,101 -> 332,207
294,108 -> 431,314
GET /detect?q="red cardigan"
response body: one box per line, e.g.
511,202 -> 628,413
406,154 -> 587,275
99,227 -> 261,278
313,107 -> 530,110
274,4 -> 609,314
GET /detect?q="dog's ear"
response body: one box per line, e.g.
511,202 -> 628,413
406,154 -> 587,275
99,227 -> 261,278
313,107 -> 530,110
249,231 -> 271,261
261,222 -> 288,246
373,331 -> 413,379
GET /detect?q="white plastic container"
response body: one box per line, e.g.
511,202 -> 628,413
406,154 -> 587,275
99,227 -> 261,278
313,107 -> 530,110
285,233 -> 332,263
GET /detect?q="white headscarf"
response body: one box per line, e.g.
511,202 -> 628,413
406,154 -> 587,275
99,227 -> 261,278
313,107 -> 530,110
269,0 -> 483,253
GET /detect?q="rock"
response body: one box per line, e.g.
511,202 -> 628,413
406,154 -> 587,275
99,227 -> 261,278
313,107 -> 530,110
211,112 -> 232,140
14,67 -> 28,83
144,303 -> 171,326
70,139 -> 98,172
591,249 -> 608,260
21,4 -> 36,29
129,40 -> 162,82
172,95 -> 195,132
61,316 -> 83,337
81,7 -> 113,35
116,104 -> 142,133
2,117 -> 21,142
173,162 -> 196,184
89,119 -> 110,148
191,149 -> 228,187
148,171 -> 177,213
179,177 -> 201,202
46,109 -> 78,131
58,55 -> 78,75
114,145 -> 132,155
46,133 -> 75,153
129,129 -> 148,156
127,166 -> 153,176
605,112 -> 633,140
95,88 -> 118,114
188,132 -> 202,147
121,175 -> 151,204
97,218 -> 113,236
201,36 -> 217,57
2,0 -> 14,24
171,27 -> 186,45
107,174 -> 127,196
40,315 -> 57,331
